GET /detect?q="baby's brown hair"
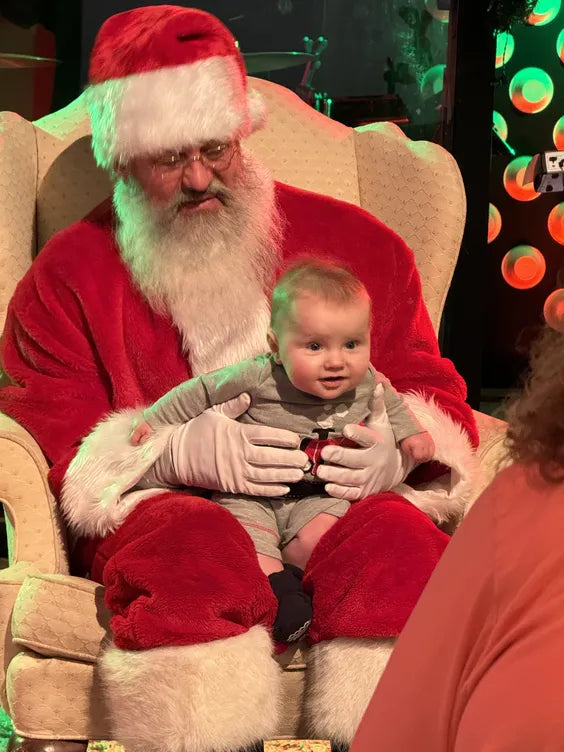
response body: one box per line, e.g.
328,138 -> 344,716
270,258 -> 370,334
505,326 -> 564,482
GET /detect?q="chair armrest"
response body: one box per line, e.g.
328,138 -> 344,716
0,412 -> 69,574
472,409 -> 509,504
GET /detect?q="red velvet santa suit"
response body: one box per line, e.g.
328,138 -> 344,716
0,181 -> 478,749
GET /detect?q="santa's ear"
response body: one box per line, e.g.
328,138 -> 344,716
267,328 -> 281,363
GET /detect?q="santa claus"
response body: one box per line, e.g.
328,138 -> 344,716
0,5 -> 478,752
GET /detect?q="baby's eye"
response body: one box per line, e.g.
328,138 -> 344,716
344,340 -> 358,349
307,342 -> 321,351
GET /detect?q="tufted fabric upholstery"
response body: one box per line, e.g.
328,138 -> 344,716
0,112 -> 37,330
354,125 -> 466,333
11,575 -> 110,663
0,77 -> 508,742
6,648 -> 307,742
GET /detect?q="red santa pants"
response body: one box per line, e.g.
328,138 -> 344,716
90,491 -> 449,650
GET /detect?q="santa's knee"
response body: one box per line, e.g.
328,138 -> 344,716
303,493 -> 450,642
97,492 -> 277,649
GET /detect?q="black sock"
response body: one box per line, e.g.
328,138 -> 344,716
268,564 -> 312,643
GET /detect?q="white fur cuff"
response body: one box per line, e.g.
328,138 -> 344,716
305,638 -> 394,745
99,626 -> 281,752
394,393 -> 479,523
61,408 -> 176,538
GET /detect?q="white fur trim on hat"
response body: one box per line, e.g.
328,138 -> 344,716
305,637 -> 394,745
61,408 -> 176,538
86,56 -> 266,169
99,626 -> 281,752
393,392 -> 480,524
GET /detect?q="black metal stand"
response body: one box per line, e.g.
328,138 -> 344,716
439,0 -> 496,408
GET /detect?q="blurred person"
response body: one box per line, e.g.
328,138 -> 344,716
351,325 -> 564,751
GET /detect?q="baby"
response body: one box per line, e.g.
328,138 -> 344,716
131,259 -> 434,642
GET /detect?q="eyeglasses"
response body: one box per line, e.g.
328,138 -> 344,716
150,142 -> 237,177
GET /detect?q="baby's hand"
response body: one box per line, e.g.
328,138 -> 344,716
400,431 -> 435,463
130,419 -> 153,446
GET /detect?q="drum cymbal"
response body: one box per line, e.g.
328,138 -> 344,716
243,51 -> 314,74
0,53 -> 60,69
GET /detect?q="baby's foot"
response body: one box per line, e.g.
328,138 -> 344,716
268,564 -> 312,643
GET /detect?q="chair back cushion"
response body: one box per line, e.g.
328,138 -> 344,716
0,112 -> 37,330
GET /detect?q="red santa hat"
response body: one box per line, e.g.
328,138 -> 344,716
86,5 -> 266,170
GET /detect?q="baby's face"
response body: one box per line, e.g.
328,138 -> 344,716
273,293 -> 371,399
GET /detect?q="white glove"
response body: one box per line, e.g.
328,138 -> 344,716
147,392 -> 308,496
316,423 -> 415,501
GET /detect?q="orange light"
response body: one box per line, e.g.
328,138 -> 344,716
544,289 -> 564,331
548,203 -> 564,244
503,156 -> 540,201
554,116 -> 564,150
495,32 -> 515,68
488,203 -> 502,243
527,0 -> 562,26
501,245 -> 546,289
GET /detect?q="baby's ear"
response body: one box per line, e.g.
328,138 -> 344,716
267,328 -> 281,363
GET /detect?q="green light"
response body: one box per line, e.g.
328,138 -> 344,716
495,32 -> 515,68
420,64 -> 446,98
424,0 -> 449,22
509,67 -> 554,113
557,28 -> 564,62
527,0 -> 561,25
493,110 -> 508,141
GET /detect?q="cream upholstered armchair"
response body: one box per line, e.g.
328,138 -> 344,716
0,78 -> 507,750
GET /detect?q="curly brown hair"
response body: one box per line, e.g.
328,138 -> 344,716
505,327 -> 564,482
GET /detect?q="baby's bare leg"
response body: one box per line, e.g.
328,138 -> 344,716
283,512 -> 340,571
258,553 -> 283,576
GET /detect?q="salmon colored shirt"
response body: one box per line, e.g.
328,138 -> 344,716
351,462 -> 564,752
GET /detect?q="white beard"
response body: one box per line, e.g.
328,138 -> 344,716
114,149 -> 282,375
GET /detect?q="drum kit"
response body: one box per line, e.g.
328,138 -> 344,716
243,35 -> 331,115
243,37 -> 409,127
0,35 -> 408,127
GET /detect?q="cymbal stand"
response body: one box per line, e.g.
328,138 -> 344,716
296,36 -> 329,112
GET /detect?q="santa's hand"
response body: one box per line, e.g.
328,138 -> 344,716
152,392 -> 308,496
316,423 -> 416,501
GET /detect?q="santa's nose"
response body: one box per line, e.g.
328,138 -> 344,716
181,159 -> 214,193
